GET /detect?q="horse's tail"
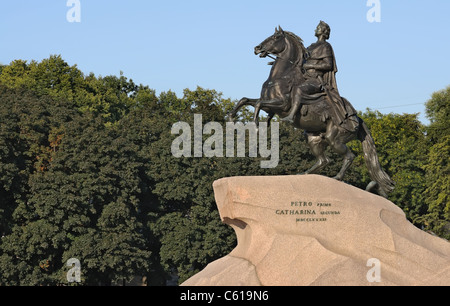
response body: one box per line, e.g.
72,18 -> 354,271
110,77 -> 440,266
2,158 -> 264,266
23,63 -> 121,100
357,118 -> 395,197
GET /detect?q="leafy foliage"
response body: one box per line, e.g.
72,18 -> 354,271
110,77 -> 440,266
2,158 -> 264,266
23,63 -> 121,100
417,86 -> 450,239
0,56 -> 448,285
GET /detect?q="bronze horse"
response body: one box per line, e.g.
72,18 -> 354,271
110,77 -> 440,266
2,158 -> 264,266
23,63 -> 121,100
228,27 -> 395,197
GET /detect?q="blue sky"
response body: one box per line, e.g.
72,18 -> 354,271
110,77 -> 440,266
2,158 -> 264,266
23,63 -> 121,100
1,1 -> 449,124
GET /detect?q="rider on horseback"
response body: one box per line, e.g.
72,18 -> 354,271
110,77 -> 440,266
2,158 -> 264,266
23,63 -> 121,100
228,23 -> 395,197
283,21 -> 358,132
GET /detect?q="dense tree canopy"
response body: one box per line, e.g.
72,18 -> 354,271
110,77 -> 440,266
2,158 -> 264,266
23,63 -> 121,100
0,56 -> 448,285
419,86 -> 450,238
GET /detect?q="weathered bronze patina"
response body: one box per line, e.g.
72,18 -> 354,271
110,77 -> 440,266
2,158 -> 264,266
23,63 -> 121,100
228,22 -> 395,197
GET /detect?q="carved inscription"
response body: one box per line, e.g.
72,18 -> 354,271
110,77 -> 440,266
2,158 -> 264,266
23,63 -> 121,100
275,201 -> 341,223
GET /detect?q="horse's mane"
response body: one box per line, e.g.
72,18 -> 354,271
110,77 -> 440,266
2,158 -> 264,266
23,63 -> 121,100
284,31 -> 307,66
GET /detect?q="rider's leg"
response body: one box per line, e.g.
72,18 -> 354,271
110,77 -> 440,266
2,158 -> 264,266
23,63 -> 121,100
282,86 -> 302,123
283,79 -> 323,123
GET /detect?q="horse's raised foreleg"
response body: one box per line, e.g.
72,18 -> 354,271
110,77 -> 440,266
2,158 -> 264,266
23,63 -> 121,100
227,97 -> 259,122
253,99 -> 283,128
254,101 -> 262,127
258,98 -> 288,113
267,112 -> 275,128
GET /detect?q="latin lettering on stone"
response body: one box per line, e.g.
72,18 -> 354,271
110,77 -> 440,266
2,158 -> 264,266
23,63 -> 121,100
275,200 -> 342,223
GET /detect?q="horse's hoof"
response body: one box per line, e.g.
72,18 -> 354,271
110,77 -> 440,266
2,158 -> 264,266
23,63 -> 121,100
366,181 -> 378,192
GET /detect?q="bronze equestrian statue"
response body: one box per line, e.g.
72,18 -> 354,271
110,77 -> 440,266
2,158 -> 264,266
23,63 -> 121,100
227,22 -> 395,198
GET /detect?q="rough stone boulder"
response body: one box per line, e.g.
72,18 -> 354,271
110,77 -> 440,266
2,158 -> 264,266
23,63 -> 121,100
182,175 -> 450,286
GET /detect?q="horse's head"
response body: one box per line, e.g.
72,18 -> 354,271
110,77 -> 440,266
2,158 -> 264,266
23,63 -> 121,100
254,26 -> 287,58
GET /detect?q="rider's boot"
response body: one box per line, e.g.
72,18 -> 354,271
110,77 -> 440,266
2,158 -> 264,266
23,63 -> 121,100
281,87 -> 302,123
281,98 -> 301,123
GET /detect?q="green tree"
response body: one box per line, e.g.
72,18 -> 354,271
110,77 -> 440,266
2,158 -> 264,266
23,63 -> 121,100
143,89 -> 237,283
0,56 -> 143,124
3,54 -> 447,287
426,86 -> 450,144
0,86 -> 151,285
420,136 -> 450,239
419,86 -> 450,238
0,85 -> 84,285
347,110 -> 428,223
145,87 -> 320,283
